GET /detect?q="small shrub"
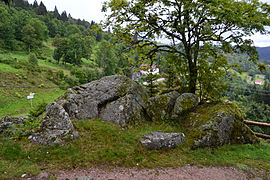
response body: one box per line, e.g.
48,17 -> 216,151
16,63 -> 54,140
29,102 -> 47,117
15,92 -> 23,98
38,83 -> 45,88
64,75 -> 80,87
28,79 -> 36,85
5,118 -> 42,139
28,53 -> 38,66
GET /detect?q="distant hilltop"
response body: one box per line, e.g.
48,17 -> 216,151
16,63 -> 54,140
257,46 -> 270,61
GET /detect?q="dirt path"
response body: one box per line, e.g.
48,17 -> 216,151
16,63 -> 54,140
54,165 -> 266,180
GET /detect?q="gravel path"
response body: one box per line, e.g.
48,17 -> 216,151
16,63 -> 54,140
55,165 -> 255,180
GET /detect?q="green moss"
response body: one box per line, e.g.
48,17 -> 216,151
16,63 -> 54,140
180,97 -> 195,111
147,95 -> 170,122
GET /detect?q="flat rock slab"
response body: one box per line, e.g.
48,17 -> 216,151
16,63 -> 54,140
140,131 -> 185,150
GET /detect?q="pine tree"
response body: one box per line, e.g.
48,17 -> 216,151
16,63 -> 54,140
12,0 -> 30,9
1,0 -> 12,6
32,0 -> 38,8
90,20 -> 96,26
37,1 -> 47,15
68,13 -> 72,19
53,6 -> 60,19
60,11 -> 68,21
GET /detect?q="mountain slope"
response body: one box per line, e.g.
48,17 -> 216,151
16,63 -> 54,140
257,46 -> 270,62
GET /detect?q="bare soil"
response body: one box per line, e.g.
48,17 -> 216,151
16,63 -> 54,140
54,165 -> 268,180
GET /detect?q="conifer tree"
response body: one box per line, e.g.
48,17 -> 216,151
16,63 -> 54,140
37,1 -> 47,15
60,11 -> 68,21
32,0 -> 38,8
1,0 -> 12,6
53,6 -> 60,19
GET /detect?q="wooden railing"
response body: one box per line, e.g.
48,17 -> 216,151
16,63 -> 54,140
243,120 -> 270,139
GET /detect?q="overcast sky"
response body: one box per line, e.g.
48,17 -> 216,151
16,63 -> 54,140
28,0 -> 270,47
28,0 -> 106,22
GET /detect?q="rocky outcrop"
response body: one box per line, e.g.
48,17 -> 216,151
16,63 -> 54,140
0,115 -> 29,133
27,75 -> 149,145
172,93 -> 199,119
57,75 -> 149,127
146,91 -> 180,121
140,131 -> 185,150
29,102 -> 77,145
182,102 -> 259,149
23,75 -> 258,148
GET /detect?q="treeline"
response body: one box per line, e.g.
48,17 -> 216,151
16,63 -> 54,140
12,0 -> 93,27
0,0 -> 102,51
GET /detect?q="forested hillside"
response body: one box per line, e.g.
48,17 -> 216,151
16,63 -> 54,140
0,0 -> 133,117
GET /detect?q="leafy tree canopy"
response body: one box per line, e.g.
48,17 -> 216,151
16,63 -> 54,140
103,0 -> 270,96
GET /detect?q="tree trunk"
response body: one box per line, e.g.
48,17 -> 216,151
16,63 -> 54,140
188,60 -> 197,94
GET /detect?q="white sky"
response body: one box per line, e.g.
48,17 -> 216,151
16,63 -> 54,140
28,0 -> 270,47
28,0 -> 106,23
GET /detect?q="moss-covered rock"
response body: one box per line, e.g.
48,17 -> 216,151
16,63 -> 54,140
182,102 -> 259,149
146,91 -> 180,121
172,93 -> 199,119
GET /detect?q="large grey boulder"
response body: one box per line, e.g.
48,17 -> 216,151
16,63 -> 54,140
0,115 -> 29,133
29,102 -> 76,145
182,102 -> 259,149
57,75 -> 149,127
172,93 -> 199,119
140,131 -> 185,150
146,91 -> 180,121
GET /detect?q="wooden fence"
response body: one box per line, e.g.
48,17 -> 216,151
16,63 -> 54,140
243,120 -> 270,139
